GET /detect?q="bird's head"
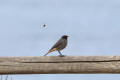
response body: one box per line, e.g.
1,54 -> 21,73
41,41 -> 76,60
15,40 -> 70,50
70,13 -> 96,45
62,35 -> 69,39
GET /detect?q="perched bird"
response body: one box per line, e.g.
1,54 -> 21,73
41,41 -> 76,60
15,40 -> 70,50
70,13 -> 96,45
44,35 -> 69,57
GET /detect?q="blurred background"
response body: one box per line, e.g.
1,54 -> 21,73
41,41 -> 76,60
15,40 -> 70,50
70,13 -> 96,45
0,0 -> 120,80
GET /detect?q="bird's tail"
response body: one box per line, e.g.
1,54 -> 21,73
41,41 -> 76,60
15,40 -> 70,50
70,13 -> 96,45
44,52 -> 49,56
44,48 -> 56,56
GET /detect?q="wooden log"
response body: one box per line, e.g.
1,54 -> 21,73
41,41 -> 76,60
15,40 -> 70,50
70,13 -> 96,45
0,56 -> 119,74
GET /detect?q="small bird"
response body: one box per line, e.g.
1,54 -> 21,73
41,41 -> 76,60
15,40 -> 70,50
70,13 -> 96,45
44,35 -> 69,57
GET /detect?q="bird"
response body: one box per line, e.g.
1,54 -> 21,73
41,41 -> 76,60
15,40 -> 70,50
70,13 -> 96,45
44,35 -> 69,57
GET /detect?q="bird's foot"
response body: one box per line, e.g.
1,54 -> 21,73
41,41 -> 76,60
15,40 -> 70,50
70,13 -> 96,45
59,55 -> 66,57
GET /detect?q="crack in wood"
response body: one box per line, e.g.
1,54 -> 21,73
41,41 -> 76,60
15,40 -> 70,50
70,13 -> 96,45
20,60 -> 120,63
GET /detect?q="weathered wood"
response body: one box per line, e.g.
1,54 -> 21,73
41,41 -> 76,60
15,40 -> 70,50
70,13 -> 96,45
0,56 -> 120,74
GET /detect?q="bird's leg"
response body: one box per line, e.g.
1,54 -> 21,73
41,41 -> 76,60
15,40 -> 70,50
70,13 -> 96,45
58,50 -> 65,57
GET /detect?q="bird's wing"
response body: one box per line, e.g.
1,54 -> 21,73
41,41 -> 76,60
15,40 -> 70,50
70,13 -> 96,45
48,38 -> 63,52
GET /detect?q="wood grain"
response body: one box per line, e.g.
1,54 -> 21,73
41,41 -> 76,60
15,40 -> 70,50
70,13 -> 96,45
0,56 -> 119,74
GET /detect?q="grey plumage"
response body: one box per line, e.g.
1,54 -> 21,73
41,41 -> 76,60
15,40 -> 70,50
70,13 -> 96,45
44,35 -> 68,56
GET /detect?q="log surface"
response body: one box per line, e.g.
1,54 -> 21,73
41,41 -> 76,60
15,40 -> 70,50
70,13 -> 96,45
0,56 -> 120,74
